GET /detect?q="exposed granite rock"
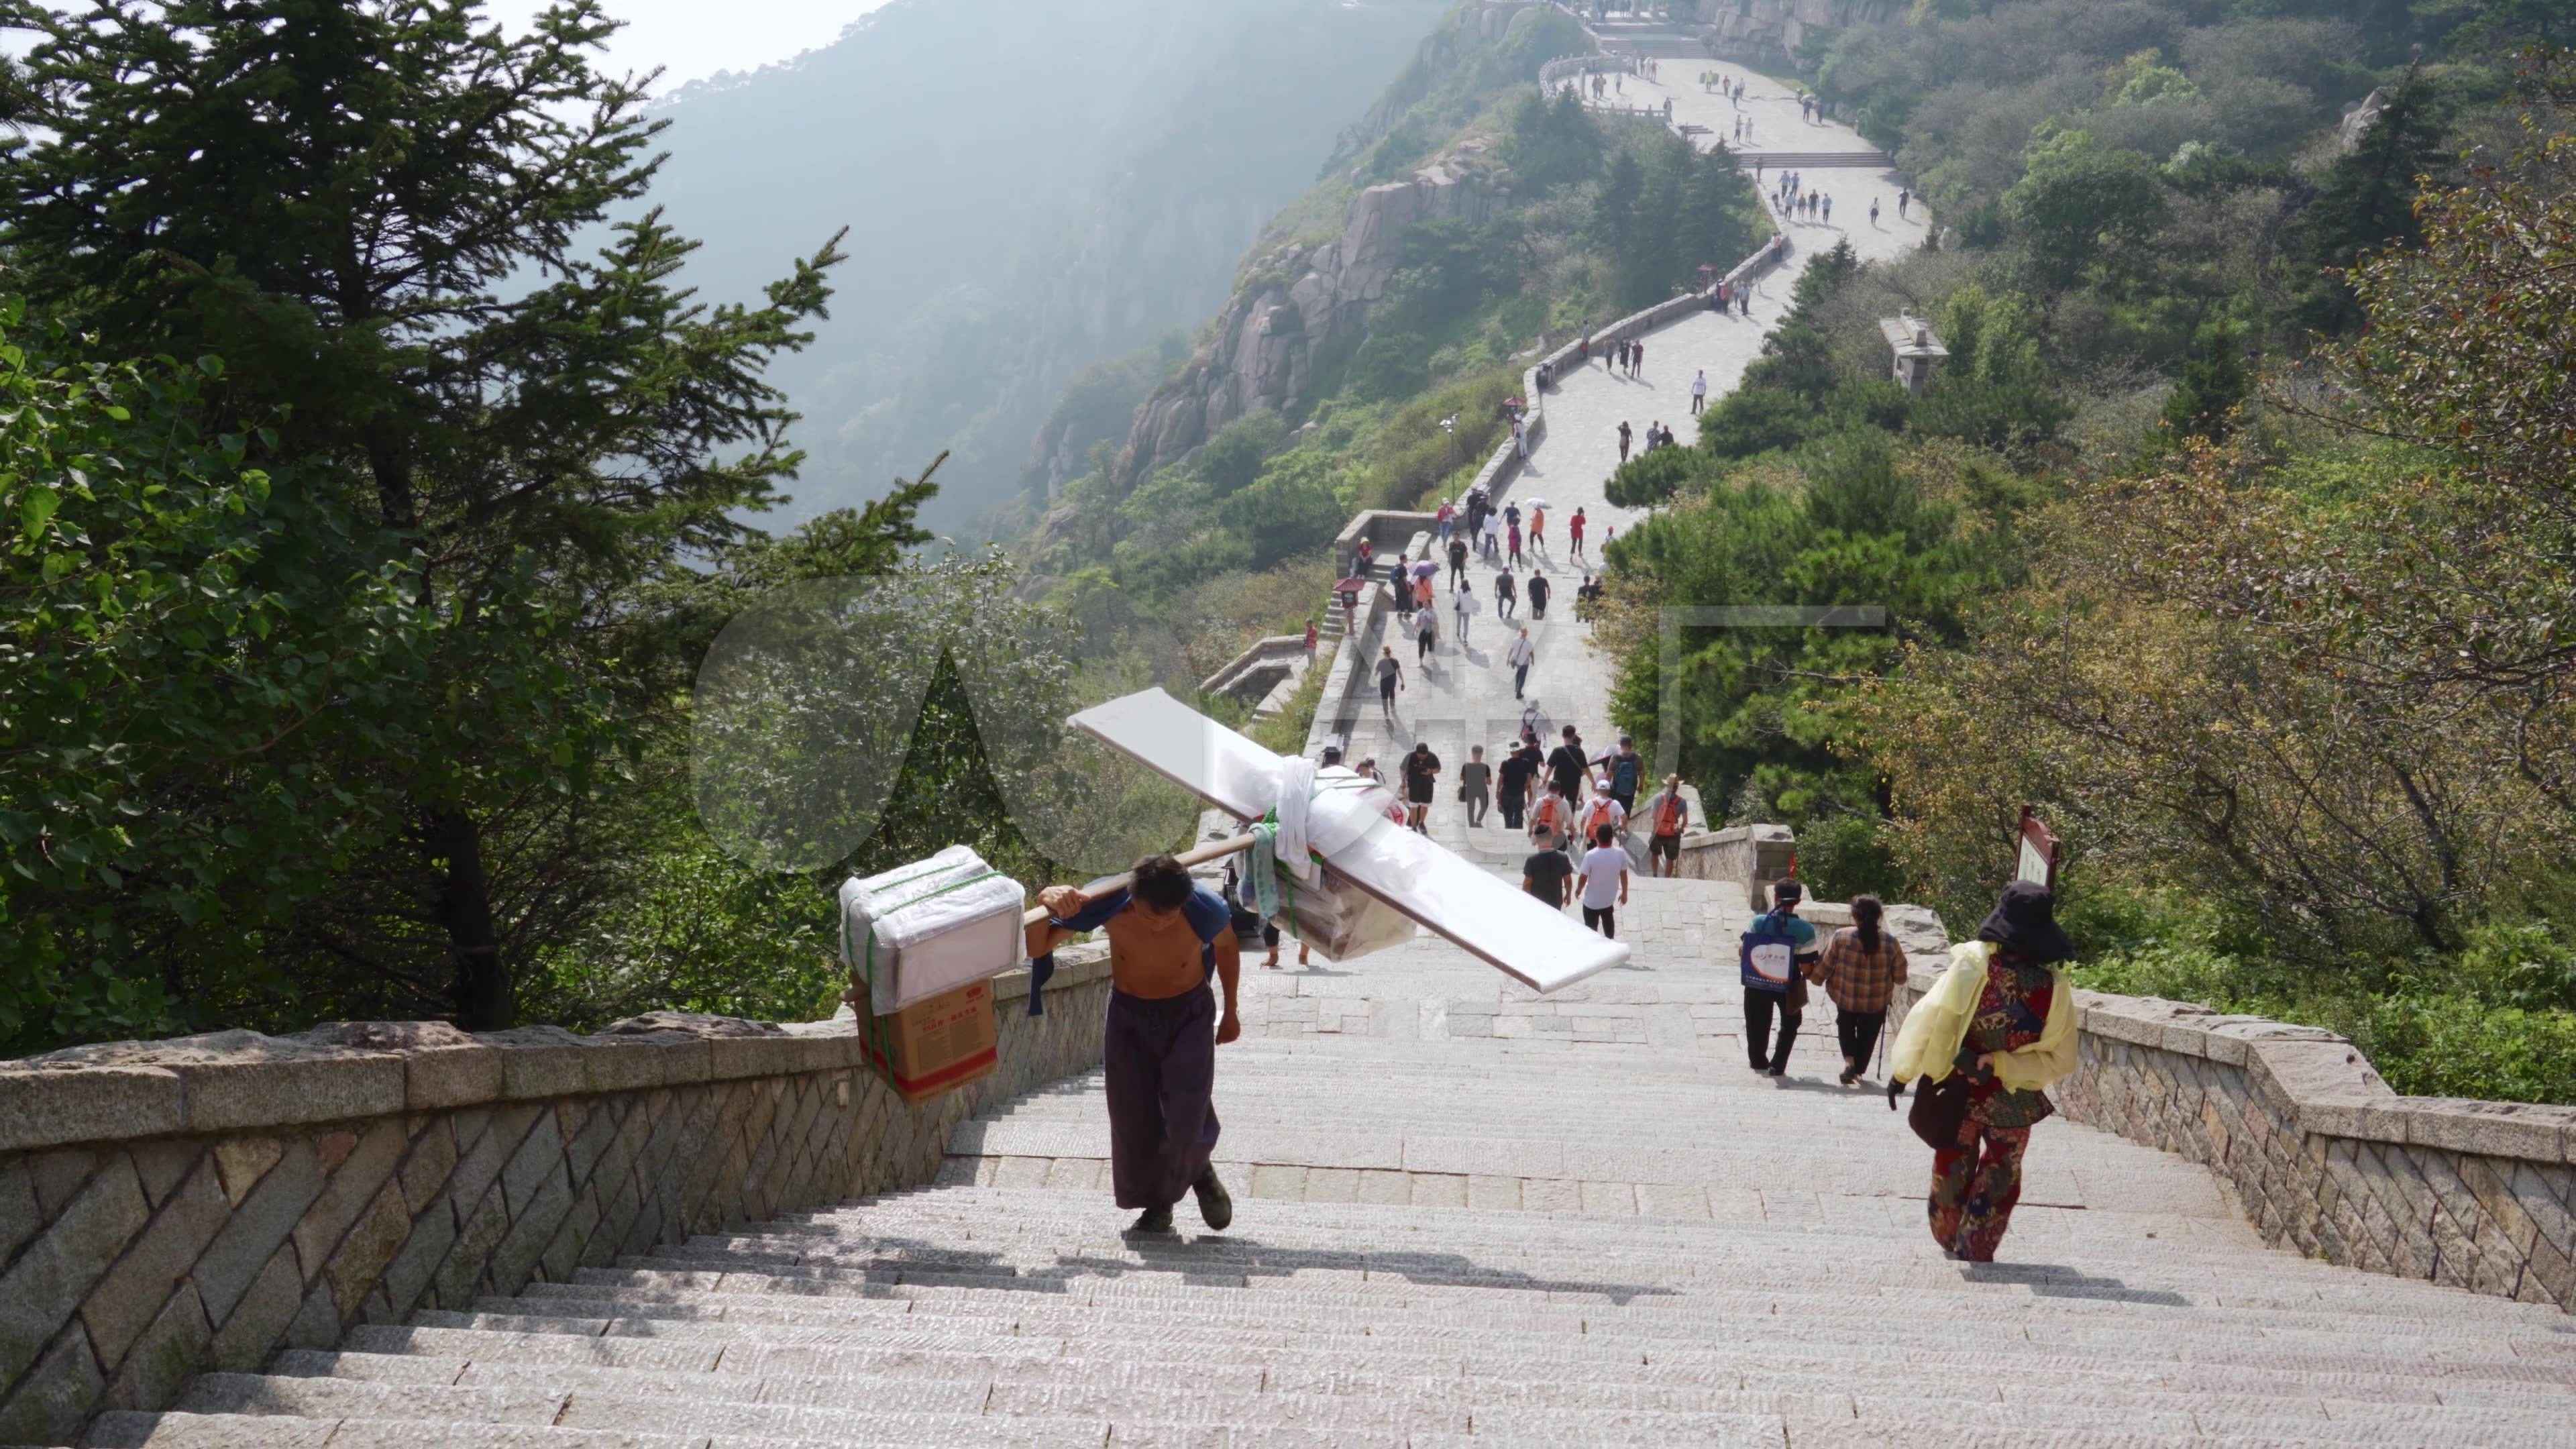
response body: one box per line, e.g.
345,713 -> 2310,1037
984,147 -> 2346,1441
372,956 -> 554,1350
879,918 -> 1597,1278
1688,0 -> 1902,64
1116,150 -> 1515,488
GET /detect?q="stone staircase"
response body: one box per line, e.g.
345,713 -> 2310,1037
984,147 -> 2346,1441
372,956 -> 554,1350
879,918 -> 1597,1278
87,879 -> 2576,1447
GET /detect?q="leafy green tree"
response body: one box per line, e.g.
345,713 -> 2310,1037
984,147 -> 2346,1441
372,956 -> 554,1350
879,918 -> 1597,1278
1195,413 -> 1290,499
1609,432 -> 2033,837
2002,128 -> 2171,288
1604,444 -> 1720,508
1694,245 -> 1857,460
2159,321 -> 2251,441
1501,87 -> 1603,193
2284,66 -> 2450,333
0,318 -> 432,1051
1222,451 -> 1349,566
1,0 -> 855,1028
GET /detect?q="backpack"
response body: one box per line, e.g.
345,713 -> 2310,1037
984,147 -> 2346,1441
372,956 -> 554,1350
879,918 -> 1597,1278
1611,753 -> 1640,797
1739,909 -> 1802,993
1530,795 -> 1567,843
1581,797 -> 1620,842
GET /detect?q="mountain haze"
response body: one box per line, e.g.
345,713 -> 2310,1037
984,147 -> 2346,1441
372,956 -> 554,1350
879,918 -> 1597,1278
637,0 -> 1449,537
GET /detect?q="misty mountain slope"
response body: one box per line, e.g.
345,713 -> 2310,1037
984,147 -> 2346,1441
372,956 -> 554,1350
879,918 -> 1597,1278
638,0 -> 1448,536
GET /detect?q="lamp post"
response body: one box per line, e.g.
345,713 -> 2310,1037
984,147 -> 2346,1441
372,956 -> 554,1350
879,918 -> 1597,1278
1440,413 -> 1458,473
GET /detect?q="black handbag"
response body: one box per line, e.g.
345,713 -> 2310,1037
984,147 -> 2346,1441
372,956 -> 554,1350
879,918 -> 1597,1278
1906,1071 -> 1973,1149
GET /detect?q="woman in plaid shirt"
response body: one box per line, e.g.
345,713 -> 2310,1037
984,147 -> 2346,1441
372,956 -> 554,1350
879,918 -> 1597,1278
1811,894 -> 1908,1085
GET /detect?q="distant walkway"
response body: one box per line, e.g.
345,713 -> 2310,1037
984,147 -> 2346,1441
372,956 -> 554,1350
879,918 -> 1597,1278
1340,62 -> 1928,863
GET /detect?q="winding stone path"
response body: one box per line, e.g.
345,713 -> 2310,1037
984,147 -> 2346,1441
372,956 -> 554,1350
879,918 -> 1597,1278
1340,60 -> 1926,865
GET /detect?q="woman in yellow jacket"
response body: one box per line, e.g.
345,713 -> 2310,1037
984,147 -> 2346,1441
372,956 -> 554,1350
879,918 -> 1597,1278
1887,881 -> 2079,1262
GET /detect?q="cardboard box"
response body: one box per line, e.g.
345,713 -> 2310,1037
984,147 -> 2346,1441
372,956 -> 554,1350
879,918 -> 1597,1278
857,977 -> 998,1104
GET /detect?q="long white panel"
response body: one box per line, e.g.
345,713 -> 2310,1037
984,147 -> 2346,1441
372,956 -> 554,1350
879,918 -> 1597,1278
1069,689 -> 1630,994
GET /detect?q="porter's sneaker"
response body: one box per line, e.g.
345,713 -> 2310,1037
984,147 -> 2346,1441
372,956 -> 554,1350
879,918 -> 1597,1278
1126,1205 -> 1175,1234
1193,1167 -> 1234,1231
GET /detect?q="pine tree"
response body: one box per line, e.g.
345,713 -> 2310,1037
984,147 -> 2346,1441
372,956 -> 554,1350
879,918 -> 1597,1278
1,0 -> 861,1028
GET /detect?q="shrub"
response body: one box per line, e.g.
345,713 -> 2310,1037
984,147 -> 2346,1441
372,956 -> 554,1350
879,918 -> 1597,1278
1605,444 -> 1718,506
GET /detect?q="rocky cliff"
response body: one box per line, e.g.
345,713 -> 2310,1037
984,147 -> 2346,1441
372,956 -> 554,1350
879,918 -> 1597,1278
1114,149 -> 1511,486
1688,0 -> 1900,65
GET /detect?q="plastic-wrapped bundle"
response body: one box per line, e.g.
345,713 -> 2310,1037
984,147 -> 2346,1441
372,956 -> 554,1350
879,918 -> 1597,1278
1238,765 -> 1418,962
1265,865 -> 1417,961
839,845 -> 1026,1014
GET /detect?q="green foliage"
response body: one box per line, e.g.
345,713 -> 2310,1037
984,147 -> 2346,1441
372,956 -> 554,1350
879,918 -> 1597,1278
0,0 -> 879,1034
1607,433 -> 2039,831
1223,451 -> 1351,567
2158,321 -> 2251,441
1502,88 -> 1604,193
1592,131 -> 1764,310
2282,66 -> 2453,333
1197,413 -> 1291,498
2065,892 -> 2576,1105
1604,445 -> 1721,507
0,321 -> 427,1051
2002,128 -> 2172,287
2107,49 -> 2200,107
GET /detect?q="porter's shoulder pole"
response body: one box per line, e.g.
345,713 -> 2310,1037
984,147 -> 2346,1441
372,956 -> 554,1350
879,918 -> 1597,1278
1018,833 -> 1259,926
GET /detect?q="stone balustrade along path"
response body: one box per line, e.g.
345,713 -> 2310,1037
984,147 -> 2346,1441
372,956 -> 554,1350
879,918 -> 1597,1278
91,45 -> 2576,1449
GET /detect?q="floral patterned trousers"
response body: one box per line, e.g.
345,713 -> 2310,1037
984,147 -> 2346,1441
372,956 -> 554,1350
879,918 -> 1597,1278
1928,1122 -> 2031,1262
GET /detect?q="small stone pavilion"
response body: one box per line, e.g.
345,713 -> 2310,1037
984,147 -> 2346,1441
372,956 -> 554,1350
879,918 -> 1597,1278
1880,310 -> 1950,395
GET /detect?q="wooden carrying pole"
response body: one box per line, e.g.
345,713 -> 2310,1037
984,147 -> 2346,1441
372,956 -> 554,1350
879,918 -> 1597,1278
1018,833 -> 1257,927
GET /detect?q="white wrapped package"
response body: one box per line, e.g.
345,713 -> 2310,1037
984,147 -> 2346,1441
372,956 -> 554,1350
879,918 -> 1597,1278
1239,767 -> 1419,963
1271,867 -> 1417,961
840,845 -> 1027,1014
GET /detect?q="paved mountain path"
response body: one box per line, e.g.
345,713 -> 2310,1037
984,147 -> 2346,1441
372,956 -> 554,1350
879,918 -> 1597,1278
1340,60 -> 1925,867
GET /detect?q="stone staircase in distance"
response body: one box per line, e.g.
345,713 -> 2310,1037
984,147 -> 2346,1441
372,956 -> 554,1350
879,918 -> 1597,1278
83,875 -> 2576,1448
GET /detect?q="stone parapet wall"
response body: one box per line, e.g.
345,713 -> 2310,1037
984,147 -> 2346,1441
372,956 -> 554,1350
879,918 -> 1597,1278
0,949 -> 1114,1442
1888,962 -> 2576,1314
1669,822 -> 1794,905
1199,634 -> 1307,702
1332,510 -> 1439,580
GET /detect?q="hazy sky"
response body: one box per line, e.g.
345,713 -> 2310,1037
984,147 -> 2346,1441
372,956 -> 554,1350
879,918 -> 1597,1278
485,0 -> 898,93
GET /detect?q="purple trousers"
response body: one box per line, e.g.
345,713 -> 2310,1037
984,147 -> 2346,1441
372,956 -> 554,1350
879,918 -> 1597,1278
1104,984 -> 1220,1210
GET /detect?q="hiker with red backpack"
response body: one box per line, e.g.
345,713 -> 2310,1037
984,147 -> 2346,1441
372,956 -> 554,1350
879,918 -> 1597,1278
1645,775 -> 1689,876
1578,778 -> 1626,845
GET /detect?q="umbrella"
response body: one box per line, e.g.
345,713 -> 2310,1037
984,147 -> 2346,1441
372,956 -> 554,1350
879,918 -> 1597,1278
1411,560 -> 1439,579
1520,496 -> 1550,510
1334,577 -> 1368,596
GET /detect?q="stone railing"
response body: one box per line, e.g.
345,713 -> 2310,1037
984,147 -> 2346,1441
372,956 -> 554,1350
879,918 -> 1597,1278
1538,52 -> 1637,90
1668,821 -> 1794,904
1887,962 -> 2576,1314
1304,565 -> 1403,757
0,947 -> 1114,1442
1199,634 -> 1307,704
1332,509 -> 1440,581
